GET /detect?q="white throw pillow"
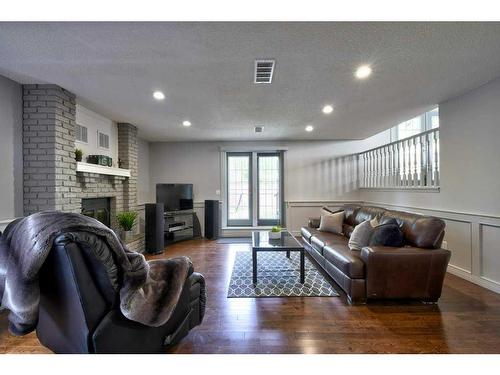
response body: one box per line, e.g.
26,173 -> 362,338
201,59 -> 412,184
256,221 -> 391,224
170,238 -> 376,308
318,210 -> 344,234
348,219 -> 375,251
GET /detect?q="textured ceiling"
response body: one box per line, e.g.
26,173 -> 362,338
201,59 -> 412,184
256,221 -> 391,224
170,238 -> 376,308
1,22 -> 500,141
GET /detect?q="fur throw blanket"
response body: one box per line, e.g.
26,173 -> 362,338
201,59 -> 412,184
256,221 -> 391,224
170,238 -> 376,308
0,211 -> 192,336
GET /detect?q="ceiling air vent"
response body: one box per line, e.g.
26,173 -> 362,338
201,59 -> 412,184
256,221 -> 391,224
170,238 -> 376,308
254,126 -> 264,133
254,59 -> 275,84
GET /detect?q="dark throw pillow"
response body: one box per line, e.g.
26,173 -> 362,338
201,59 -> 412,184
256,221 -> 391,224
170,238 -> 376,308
369,222 -> 404,247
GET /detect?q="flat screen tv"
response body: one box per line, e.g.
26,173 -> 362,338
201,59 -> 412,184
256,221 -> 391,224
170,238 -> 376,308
156,183 -> 193,212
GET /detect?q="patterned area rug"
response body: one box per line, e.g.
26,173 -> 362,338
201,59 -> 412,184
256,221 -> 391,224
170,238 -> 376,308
227,250 -> 339,298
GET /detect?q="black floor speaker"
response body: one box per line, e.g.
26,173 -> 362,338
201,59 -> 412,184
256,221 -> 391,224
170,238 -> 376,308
204,200 -> 219,240
145,203 -> 165,254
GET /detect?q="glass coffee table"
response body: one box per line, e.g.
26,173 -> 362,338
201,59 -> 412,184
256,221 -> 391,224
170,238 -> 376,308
251,230 -> 305,285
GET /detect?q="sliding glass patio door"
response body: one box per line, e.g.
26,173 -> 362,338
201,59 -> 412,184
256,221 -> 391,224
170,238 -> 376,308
226,151 -> 283,227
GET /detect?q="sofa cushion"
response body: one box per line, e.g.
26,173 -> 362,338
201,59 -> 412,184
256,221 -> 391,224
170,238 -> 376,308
318,210 -> 344,234
342,223 -> 355,238
301,226 -> 321,243
342,205 -> 361,226
323,243 -> 365,279
310,232 -> 348,255
353,206 -> 387,226
348,220 -> 374,251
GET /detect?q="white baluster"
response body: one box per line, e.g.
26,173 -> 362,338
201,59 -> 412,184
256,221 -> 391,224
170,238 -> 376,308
420,134 -> 426,187
434,130 -> 440,187
426,133 -> 432,187
396,142 -> 401,187
384,146 -> 388,187
413,136 -> 418,187
401,140 -> 406,186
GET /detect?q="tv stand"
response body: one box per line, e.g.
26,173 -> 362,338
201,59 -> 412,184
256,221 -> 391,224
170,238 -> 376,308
164,210 -> 201,245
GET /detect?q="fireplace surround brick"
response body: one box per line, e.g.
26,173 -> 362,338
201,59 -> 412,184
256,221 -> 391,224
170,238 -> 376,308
22,84 -> 79,215
22,84 -> 144,252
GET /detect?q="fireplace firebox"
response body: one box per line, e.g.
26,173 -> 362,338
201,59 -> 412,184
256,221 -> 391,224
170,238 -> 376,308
81,198 -> 111,227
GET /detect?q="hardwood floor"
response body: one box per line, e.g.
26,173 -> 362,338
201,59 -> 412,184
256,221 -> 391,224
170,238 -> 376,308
2,238 -> 500,354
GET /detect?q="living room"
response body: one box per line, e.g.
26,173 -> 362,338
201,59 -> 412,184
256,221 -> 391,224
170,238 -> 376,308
1,1 -> 500,372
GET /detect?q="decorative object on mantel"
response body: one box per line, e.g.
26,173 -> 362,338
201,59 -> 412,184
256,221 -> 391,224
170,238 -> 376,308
87,154 -> 113,167
117,211 -> 138,241
75,148 -> 83,162
269,225 -> 283,239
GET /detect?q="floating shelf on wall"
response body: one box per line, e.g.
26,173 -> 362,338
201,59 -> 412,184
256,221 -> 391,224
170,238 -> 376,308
76,162 -> 131,178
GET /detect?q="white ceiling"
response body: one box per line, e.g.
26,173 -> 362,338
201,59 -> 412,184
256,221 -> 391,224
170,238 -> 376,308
1,22 -> 500,142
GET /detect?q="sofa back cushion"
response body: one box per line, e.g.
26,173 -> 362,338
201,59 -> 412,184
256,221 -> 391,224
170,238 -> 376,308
340,205 -> 360,237
353,206 -> 387,226
381,210 -> 445,249
343,205 -> 361,226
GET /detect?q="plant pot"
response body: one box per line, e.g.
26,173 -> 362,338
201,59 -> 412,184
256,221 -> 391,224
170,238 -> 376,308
121,230 -> 134,242
268,231 -> 281,240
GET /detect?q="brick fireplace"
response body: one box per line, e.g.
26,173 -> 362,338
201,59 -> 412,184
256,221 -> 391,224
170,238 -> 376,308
22,84 -> 144,252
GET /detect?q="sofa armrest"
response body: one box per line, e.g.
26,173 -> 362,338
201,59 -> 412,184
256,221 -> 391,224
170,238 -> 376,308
188,272 -> 206,326
308,217 -> 321,229
360,246 -> 451,301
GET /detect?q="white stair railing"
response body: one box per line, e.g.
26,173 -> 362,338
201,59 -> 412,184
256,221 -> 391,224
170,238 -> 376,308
358,128 -> 440,189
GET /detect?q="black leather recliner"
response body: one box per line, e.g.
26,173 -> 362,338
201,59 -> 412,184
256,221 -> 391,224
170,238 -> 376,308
36,232 -> 206,354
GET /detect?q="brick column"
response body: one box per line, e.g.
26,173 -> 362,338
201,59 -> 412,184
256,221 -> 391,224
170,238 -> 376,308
22,84 -> 80,215
117,123 -> 138,213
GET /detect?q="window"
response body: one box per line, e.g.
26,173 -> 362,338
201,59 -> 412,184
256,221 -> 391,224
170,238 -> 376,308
98,131 -> 110,149
390,108 -> 439,142
359,107 -> 440,189
76,124 -> 88,143
225,151 -> 284,227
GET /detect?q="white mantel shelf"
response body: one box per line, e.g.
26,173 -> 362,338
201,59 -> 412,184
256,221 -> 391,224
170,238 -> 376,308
76,162 -> 131,178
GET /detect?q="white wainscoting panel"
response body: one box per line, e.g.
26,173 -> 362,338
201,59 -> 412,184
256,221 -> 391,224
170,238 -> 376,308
442,219 -> 472,274
480,223 -> 500,284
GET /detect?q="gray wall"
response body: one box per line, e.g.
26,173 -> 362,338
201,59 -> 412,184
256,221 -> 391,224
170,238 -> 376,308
0,75 -> 22,223
146,139 -> 376,235
137,138 -> 151,205
147,140 -> 371,204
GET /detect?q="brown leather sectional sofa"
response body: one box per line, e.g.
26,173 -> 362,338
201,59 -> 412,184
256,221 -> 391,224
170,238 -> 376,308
301,205 -> 451,304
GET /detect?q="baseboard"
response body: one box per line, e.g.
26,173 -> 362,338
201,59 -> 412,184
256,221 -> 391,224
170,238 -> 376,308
447,264 -> 500,294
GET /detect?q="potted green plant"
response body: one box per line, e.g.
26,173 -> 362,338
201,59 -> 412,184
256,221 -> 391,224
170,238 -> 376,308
116,211 -> 138,241
75,148 -> 83,162
269,225 -> 282,239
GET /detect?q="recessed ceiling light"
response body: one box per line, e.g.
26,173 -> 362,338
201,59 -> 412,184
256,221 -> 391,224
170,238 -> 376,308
322,105 -> 334,114
182,120 -> 191,127
153,91 -> 165,100
355,65 -> 372,79
305,125 -> 314,132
